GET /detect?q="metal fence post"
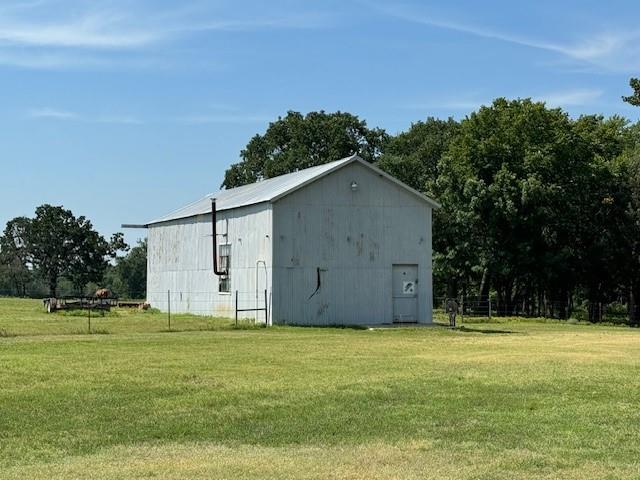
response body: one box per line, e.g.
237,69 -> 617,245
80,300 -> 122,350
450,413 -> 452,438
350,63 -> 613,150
264,289 -> 268,327
488,297 -> 492,321
167,290 -> 171,331
88,302 -> 91,334
235,290 -> 238,327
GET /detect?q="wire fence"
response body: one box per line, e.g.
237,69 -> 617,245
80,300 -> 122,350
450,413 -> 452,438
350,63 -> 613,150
0,290 -> 272,337
2,291 -> 638,334
0,289 -> 49,299
434,296 -> 639,324
146,290 -> 270,326
0,289 -> 271,322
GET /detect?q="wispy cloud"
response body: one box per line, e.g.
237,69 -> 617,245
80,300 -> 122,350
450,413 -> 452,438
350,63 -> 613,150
401,88 -> 605,114
0,48 -> 183,71
0,50 -> 113,69
534,88 -> 603,107
0,12 -> 332,50
0,1 -> 335,70
176,114 -> 273,125
26,107 -> 271,125
180,13 -> 335,33
366,2 -> 640,72
0,1 -> 48,15
96,115 -> 144,125
27,107 -> 143,124
402,99 -> 485,111
0,12 -> 160,49
28,107 -> 78,119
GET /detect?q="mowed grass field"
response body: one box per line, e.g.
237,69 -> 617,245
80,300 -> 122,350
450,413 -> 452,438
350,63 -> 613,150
1,298 -> 639,479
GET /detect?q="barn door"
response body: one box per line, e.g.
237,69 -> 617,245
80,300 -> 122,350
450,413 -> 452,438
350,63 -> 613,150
392,264 -> 418,323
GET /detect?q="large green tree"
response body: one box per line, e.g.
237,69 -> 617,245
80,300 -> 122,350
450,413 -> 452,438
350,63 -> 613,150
104,239 -> 147,299
377,117 -> 459,195
23,205 -> 127,296
428,103 -> 638,321
570,116 -> 633,321
0,217 -> 32,296
612,140 -> 640,325
222,111 -> 388,188
437,99 -> 598,314
629,151 -> 640,324
618,83 -> 640,322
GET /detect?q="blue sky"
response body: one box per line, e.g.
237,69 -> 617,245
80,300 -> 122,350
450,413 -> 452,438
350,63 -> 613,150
1,0 -> 640,246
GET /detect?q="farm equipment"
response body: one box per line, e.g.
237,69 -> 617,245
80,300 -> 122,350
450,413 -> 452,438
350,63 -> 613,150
43,296 -> 118,313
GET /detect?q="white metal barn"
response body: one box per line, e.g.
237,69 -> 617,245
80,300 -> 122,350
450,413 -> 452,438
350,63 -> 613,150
143,155 -> 439,326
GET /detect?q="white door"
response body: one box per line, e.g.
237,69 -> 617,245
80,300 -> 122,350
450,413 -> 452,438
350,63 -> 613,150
392,264 -> 418,323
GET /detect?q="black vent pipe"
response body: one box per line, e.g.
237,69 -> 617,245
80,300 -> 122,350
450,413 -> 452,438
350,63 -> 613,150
211,199 -> 227,276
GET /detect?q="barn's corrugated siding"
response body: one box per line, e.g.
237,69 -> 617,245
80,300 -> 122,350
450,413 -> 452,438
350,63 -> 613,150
147,203 -> 273,320
271,161 -> 433,325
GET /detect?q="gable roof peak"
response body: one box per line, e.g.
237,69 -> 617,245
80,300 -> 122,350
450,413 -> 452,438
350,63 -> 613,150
145,154 -> 438,226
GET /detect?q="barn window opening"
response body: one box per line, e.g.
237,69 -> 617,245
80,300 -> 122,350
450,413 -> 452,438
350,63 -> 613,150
218,244 -> 231,293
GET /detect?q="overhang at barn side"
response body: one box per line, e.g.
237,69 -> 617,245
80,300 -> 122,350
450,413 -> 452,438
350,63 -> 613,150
271,159 -> 434,325
146,202 -> 273,318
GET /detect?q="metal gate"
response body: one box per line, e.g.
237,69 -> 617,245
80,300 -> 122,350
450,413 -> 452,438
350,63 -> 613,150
392,264 -> 418,323
235,289 -> 269,326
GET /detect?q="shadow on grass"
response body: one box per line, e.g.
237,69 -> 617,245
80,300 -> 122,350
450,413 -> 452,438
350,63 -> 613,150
457,325 -> 514,334
281,323 -> 370,331
0,328 -> 16,338
69,329 -> 110,335
157,322 -> 266,334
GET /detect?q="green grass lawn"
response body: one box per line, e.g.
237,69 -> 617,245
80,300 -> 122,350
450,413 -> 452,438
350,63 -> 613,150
1,298 -> 639,479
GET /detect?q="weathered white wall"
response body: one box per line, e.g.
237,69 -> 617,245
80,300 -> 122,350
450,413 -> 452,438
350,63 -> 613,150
271,161 -> 433,325
147,203 -> 272,320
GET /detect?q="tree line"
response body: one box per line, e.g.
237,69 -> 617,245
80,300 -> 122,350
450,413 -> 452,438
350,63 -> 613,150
0,205 -> 146,299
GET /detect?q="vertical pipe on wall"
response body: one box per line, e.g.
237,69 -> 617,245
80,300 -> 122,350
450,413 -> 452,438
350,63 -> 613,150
255,260 -> 268,323
211,199 -> 227,276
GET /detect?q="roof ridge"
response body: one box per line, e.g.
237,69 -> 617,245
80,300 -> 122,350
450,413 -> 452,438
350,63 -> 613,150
146,155 -> 358,225
144,154 -> 439,226
211,155 -> 356,198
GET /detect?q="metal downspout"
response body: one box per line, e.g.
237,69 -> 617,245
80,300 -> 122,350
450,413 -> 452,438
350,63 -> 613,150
211,199 -> 227,276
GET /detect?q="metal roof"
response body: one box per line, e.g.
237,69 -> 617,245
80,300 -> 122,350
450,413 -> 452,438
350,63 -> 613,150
145,155 -> 439,226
